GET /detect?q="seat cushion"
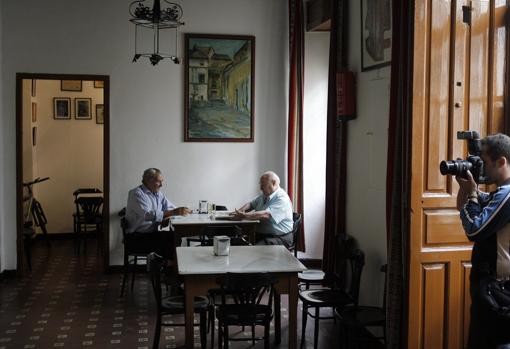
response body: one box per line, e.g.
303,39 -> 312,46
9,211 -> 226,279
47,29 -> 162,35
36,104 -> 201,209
216,304 -> 273,326
337,305 -> 385,326
161,295 -> 209,311
299,289 -> 354,307
298,269 -> 325,282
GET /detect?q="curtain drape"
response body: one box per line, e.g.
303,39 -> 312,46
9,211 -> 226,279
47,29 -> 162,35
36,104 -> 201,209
288,0 -> 306,252
323,0 -> 348,274
385,0 -> 413,347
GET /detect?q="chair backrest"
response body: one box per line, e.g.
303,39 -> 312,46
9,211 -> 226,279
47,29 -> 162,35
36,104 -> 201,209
118,208 -> 128,240
147,252 -> 164,312
331,235 -> 365,305
75,196 -> 103,220
290,212 -> 302,256
73,188 -> 102,197
219,273 -> 276,315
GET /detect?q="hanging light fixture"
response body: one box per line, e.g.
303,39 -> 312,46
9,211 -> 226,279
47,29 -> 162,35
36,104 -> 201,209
129,0 -> 185,65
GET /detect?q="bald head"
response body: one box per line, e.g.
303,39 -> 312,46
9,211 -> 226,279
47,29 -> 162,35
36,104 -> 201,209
259,171 -> 280,196
142,168 -> 164,193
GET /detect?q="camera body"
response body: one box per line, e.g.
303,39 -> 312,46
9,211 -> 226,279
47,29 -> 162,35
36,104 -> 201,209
439,131 -> 486,184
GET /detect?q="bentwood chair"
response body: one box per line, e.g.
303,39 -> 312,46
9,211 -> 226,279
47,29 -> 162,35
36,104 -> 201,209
216,273 -> 277,349
74,196 -> 103,255
72,188 -> 102,234
147,253 -> 209,349
299,237 -> 365,349
335,264 -> 387,348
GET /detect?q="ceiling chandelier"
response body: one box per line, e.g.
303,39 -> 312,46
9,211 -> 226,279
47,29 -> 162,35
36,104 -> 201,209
129,0 -> 185,65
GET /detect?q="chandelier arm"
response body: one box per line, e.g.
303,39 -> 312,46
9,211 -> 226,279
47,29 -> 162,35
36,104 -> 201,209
129,0 -> 146,17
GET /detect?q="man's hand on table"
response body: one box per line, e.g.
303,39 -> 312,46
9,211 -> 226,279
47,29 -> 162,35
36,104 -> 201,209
230,209 -> 247,220
170,207 -> 192,216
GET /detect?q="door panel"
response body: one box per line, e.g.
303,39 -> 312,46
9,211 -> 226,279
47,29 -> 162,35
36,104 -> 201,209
409,0 -> 507,348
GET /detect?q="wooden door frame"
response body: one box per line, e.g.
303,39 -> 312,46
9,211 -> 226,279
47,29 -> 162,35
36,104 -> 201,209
15,73 -> 110,273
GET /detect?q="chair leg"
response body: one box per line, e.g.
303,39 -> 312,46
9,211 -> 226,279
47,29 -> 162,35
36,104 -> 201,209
131,256 -> 138,291
200,311 -> 207,349
120,252 -> 129,297
313,307 -> 320,349
218,323 -> 223,349
264,323 -> 270,349
152,316 -> 161,349
224,325 -> 229,349
274,291 -> 281,344
210,306 -> 215,349
251,324 -> 255,345
300,303 -> 308,348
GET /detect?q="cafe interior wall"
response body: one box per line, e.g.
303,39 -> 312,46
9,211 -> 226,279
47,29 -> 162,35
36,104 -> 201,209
345,0 -> 390,305
0,0 -> 293,269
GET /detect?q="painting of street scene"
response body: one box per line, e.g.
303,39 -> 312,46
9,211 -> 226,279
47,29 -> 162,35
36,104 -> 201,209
185,34 -> 254,142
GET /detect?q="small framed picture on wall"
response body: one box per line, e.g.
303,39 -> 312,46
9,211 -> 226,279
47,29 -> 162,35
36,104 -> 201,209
96,104 -> 104,124
61,80 -> 82,92
75,98 -> 92,120
53,97 -> 71,120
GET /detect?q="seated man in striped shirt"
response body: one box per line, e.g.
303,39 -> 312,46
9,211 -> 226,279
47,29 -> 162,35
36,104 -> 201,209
126,168 -> 191,258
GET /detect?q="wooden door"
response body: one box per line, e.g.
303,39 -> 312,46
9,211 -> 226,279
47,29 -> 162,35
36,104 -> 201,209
409,1 -> 507,348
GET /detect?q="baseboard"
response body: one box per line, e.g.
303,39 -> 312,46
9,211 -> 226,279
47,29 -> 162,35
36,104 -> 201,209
299,258 -> 322,269
34,232 -> 100,241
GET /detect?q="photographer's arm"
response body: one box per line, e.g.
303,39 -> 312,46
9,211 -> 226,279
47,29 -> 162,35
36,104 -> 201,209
456,172 -> 478,211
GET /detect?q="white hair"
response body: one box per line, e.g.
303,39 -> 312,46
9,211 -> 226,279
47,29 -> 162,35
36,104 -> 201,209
262,171 -> 280,186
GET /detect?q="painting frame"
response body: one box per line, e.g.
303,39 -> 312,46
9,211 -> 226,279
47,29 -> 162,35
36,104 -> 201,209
184,33 -> 255,142
61,79 -> 82,92
96,104 -> 104,124
360,0 -> 392,71
74,98 -> 92,120
53,97 -> 71,120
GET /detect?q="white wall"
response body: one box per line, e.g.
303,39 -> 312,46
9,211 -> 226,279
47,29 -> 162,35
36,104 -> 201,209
31,79 -> 103,234
0,0 -> 288,269
301,32 -> 329,259
346,1 -> 390,306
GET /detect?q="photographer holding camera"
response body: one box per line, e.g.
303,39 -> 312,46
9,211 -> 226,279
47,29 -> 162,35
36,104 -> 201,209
455,133 -> 510,349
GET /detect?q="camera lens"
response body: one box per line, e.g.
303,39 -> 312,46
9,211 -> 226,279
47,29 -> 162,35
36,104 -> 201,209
439,159 -> 472,176
440,161 -> 455,175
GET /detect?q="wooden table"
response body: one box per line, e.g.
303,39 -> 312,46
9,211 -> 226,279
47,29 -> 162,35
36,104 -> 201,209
168,213 -> 259,244
176,245 -> 306,349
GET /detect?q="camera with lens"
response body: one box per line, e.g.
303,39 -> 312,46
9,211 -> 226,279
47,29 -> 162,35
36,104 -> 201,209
439,131 -> 486,184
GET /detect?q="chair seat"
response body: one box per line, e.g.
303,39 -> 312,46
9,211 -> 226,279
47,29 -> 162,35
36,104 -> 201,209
217,304 -> 273,325
338,305 -> 385,326
299,269 -> 325,282
299,289 -> 354,307
161,295 -> 209,312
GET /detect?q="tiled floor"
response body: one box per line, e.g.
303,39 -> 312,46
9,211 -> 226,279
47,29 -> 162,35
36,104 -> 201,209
0,239 -> 349,348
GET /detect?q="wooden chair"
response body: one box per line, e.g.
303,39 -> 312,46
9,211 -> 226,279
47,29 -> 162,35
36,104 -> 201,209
74,196 -> 103,255
72,188 -> 102,234
299,237 -> 365,349
216,272 -> 276,349
147,252 -> 209,349
335,264 -> 387,348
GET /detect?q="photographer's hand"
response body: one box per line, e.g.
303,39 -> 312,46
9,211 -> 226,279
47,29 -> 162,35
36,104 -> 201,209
455,171 -> 478,210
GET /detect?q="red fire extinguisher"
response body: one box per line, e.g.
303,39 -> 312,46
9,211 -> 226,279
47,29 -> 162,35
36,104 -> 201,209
336,71 -> 356,120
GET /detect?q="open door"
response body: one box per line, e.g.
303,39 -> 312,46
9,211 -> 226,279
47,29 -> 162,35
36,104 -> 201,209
408,1 -> 508,348
16,73 -> 110,273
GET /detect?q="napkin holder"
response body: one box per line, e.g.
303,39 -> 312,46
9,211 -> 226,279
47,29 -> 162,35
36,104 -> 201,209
213,236 -> 230,256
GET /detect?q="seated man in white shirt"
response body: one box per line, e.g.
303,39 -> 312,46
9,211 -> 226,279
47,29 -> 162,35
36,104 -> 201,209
125,168 -> 191,258
232,171 -> 294,246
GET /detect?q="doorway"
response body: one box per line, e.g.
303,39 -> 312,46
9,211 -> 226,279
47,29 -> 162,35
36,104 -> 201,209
16,73 -> 110,273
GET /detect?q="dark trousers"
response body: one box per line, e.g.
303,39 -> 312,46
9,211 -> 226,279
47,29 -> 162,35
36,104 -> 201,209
125,231 -> 174,260
468,280 -> 510,349
255,232 -> 293,246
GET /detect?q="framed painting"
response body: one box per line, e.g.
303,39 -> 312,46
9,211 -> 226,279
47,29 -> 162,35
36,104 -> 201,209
61,79 -> 82,92
184,33 -> 255,142
53,97 -> 71,120
361,0 -> 392,71
75,98 -> 92,119
96,104 -> 104,124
